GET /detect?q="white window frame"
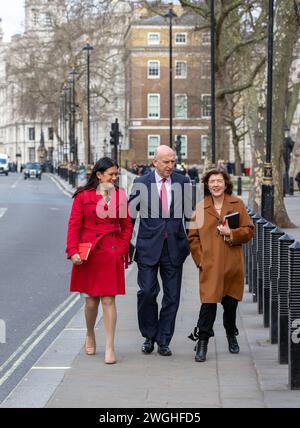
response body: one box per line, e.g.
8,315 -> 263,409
148,32 -> 160,45
201,61 -> 210,78
148,94 -> 160,119
201,94 -> 211,118
175,94 -> 187,119
148,135 -> 160,158
201,135 -> 209,159
175,32 -> 187,45
202,32 -> 211,44
147,60 -> 160,79
175,135 -> 187,159
175,61 -> 187,79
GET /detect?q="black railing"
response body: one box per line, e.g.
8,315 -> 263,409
244,211 -> 300,390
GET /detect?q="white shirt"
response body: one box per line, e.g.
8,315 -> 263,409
155,170 -> 172,210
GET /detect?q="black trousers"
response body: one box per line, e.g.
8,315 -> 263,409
137,241 -> 183,346
197,295 -> 239,340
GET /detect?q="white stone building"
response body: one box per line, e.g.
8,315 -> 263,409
0,0 -> 129,168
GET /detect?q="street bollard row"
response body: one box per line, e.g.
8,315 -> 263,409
57,166 -> 78,188
245,211 -> 300,390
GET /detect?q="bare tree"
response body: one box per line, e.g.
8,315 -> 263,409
7,0 -> 131,164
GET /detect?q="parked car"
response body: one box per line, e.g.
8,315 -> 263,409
0,153 -> 9,176
23,162 -> 42,180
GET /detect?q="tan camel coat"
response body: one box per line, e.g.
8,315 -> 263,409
188,194 -> 254,303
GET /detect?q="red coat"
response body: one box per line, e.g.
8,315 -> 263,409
66,187 -> 133,296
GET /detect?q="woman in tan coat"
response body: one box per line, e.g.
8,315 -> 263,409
188,168 -> 254,362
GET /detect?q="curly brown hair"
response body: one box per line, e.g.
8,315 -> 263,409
202,168 -> 233,196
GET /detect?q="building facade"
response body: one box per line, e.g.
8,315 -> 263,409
0,0 -> 57,169
124,11 -> 212,166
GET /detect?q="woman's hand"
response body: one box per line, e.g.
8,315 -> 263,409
71,253 -> 83,265
218,220 -> 231,237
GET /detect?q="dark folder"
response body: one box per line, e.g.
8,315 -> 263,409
224,212 -> 240,229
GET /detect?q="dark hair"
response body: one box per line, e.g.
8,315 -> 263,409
202,168 -> 233,196
73,157 -> 119,197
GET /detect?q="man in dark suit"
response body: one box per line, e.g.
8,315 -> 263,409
129,145 -> 192,356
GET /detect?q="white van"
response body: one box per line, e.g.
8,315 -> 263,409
0,153 -> 9,176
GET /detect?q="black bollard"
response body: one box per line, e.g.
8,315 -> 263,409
262,222 -> 275,328
288,241 -> 300,389
278,234 -> 295,364
251,214 -> 261,302
269,227 -> 285,344
256,217 -> 267,314
237,176 -> 242,196
246,208 -> 255,293
289,176 -> 294,196
191,179 -> 196,211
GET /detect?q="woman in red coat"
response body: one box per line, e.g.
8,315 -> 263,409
66,157 -> 133,364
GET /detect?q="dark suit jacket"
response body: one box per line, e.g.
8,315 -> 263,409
128,171 -> 192,266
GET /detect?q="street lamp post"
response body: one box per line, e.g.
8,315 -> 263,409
119,132 -> 123,167
210,0 -> 216,166
261,0 -> 274,222
69,67 -> 78,165
164,3 -> 177,148
83,41 -> 93,165
62,82 -> 68,163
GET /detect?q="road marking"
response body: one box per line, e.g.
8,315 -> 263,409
0,294 -> 80,386
31,367 -> 71,370
48,174 -> 72,198
0,208 -> 7,219
11,176 -> 22,189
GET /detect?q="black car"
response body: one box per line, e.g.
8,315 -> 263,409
23,162 -> 42,180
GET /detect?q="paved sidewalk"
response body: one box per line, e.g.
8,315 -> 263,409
1,175 -> 300,408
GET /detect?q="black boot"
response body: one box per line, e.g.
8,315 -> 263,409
227,334 -> 239,354
195,339 -> 208,362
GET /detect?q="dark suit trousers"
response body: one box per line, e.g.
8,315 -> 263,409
137,241 -> 183,346
197,295 -> 239,340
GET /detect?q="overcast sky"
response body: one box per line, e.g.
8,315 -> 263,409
0,0 -> 24,42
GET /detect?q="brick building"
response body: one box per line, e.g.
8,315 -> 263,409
124,11 -> 212,166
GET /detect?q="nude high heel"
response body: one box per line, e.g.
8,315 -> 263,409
85,335 -> 96,355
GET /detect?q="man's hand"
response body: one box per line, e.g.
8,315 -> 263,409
71,253 -> 83,265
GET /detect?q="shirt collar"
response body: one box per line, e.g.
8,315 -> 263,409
155,170 -> 171,183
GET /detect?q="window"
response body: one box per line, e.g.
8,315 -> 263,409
175,61 -> 187,78
28,148 -> 35,162
175,135 -> 187,159
48,127 -> 54,140
175,33 -> 187,44
201,135 -> 209,159
202,95 -> 211,118
148,33 -> 160,45
29,128 -> 35,141
175,94 -> 187,119
32,11 -> 39,26
148,61 -> 160,78
148,135 -> 160,158
45,13 -> 51,26
48,147 -> 54,162
202,61 -> 210,78
202,32 -> 210,44
148,94 -> 160,119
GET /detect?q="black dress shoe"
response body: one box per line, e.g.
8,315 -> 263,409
157,344 -> 172,356
227,335 -> 240,354
141,338 -> 155,354
195,339 -> 208,362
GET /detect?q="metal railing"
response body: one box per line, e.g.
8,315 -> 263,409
245,209 -> 300,390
